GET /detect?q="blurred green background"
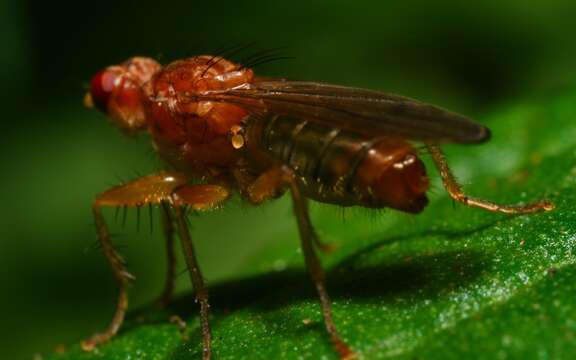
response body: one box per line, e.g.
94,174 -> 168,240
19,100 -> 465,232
2,0 -> 576,359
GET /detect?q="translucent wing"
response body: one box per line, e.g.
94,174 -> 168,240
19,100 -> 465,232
197,80 -> 491,144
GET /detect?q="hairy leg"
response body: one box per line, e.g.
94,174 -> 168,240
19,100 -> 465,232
172,204 -> 212,360
426,144 -> 554,213
80,172 -> 229,358
245,166 -> 336,253
244,166 -> 355,358
285,170 -> 356,359
81,203 -> 132,351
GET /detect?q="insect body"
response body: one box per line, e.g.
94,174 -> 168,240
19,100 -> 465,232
248,114 -> 429,212
82,55 -> 553,359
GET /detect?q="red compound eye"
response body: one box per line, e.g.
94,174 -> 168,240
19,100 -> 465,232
90,69 -> 119,112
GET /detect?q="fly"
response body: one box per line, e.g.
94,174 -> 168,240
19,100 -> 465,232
81,55 -> 554,359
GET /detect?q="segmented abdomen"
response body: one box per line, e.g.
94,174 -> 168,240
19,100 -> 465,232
247,115 -> 430,212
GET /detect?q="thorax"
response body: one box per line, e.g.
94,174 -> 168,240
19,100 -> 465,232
141,57 -> 256,180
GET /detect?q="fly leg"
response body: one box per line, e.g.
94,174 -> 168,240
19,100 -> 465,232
292,192 -> 337,254
245,167 -> 336,253
426,144 -> 554,213
284,169 -> 356,360
171,203 -> 212,359
81,202 -> 132,351
168,183 -> 230,360
242,166 -> 353,358
80,172 -> 229,356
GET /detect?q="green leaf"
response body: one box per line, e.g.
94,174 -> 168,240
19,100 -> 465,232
47,91 -> 576,360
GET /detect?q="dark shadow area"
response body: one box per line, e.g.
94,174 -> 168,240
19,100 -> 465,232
134,219 -> 497,313
341,218 -> 501,264
126,247 -> 488,357
164,247 -> 488,357
158,249 -> 487,316
123,220 -> 498,357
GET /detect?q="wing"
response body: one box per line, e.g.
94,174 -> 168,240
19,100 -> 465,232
196,80 -> 490,144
